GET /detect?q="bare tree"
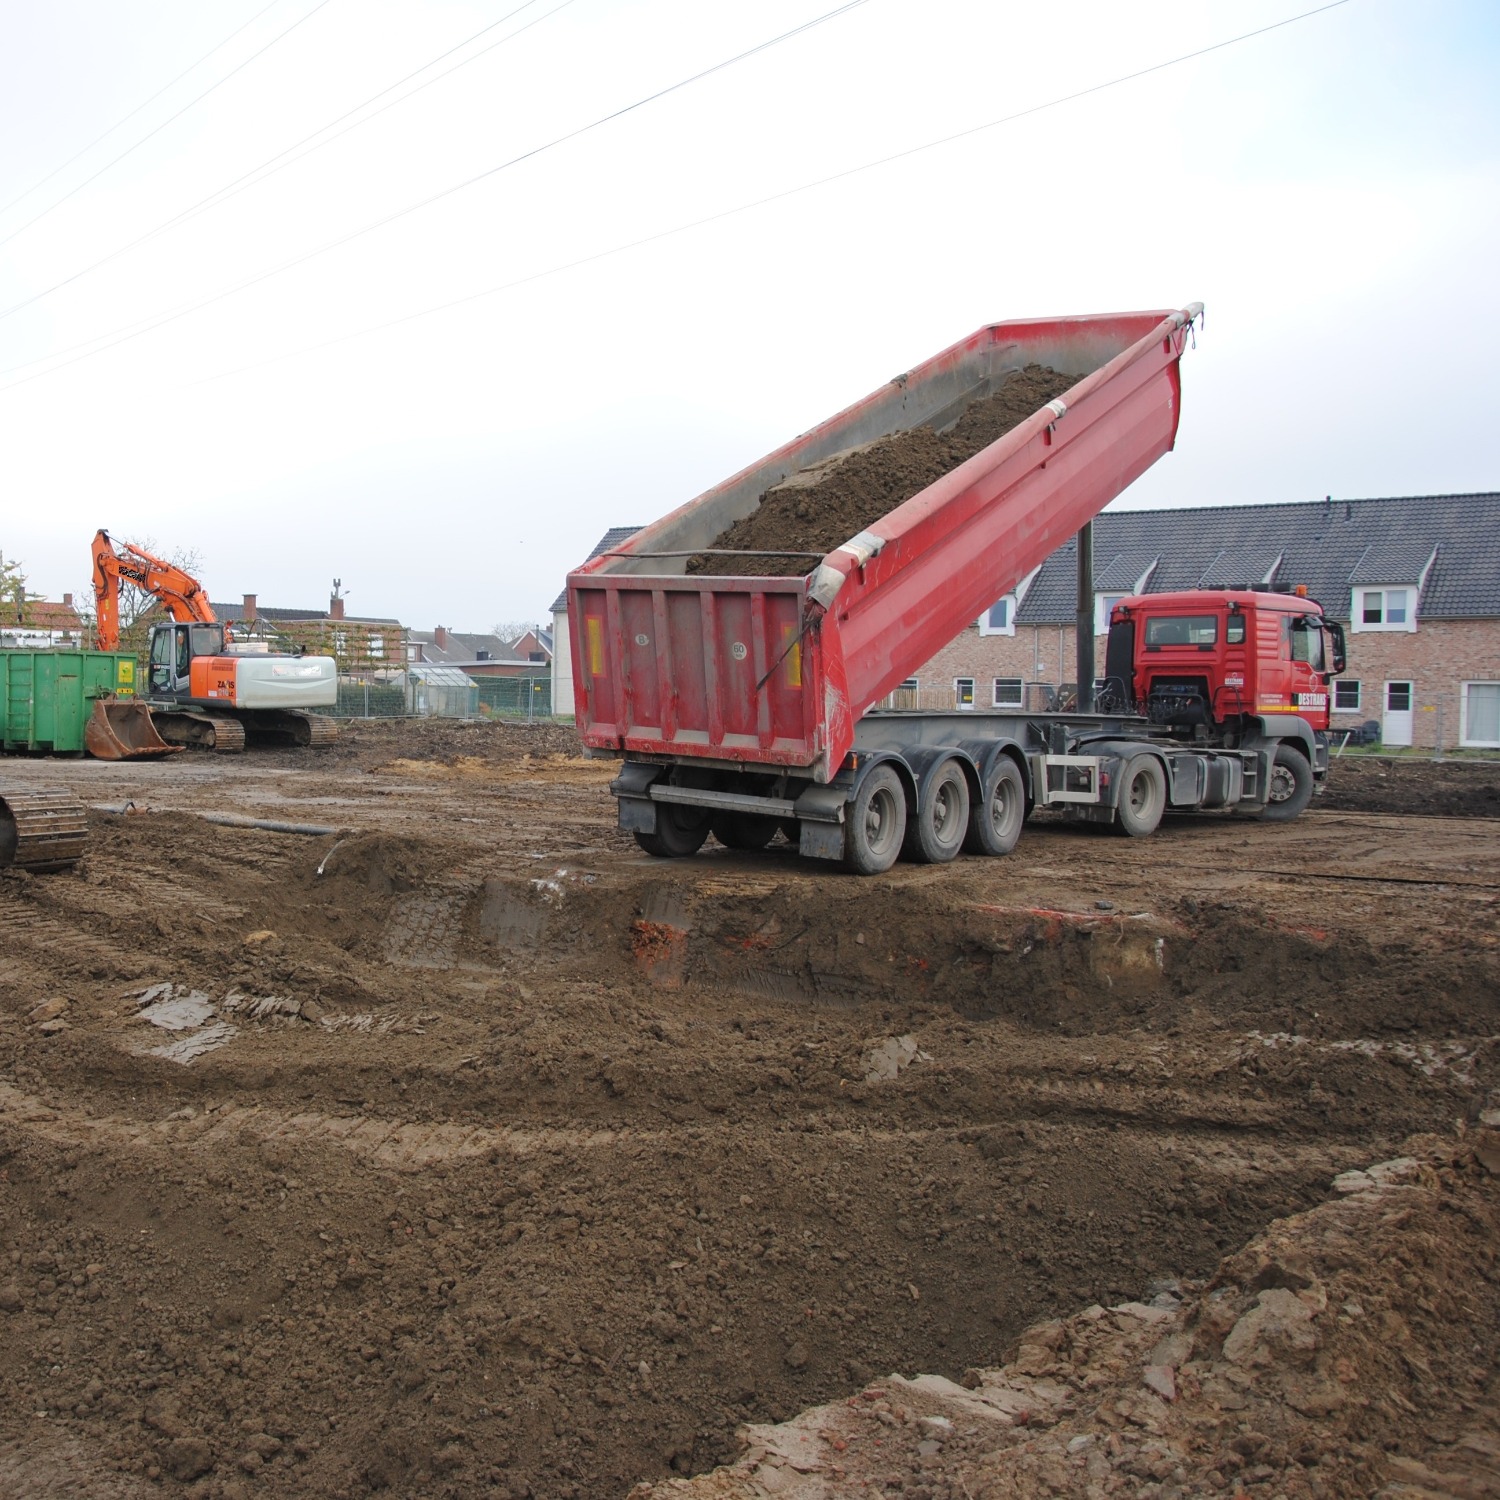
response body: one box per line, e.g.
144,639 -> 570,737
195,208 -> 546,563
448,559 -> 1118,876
490,619 -> 539,644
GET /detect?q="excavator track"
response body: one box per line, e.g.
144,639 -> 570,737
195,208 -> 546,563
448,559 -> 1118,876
300,713 -> 340,748
0,789 -> 89,872
150,712 -> 248,754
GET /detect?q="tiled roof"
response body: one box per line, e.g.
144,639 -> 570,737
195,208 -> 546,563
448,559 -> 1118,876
550,527 -> 644,613
10,599 -> 83,632
1012,494 -> 1500,624
1347,542 -> 1438,586
211,601 -> 402,627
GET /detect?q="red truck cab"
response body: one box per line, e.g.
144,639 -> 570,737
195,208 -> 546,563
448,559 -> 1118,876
1104,589 -> 1347,734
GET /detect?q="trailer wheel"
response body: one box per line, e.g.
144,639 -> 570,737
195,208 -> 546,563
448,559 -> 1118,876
1115,755 -> 1166,837
844,766 -> 906,876
634,804 -> 711,858
1260,744 -> 1314,822
903,757 -> 970,864
964,756 -> 1025,857
711,812 -> 780,850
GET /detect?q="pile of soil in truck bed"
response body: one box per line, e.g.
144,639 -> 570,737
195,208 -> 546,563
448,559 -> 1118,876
686,364 -> 1076,577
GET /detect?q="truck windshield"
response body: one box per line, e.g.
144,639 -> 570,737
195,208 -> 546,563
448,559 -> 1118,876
1144,615 -> 1218,648
1290,618 -> 1324,670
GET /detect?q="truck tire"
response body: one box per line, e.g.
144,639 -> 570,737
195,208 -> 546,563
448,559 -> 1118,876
634,804 -> 711,858
964,756 -> 1025,857
844,765 -> 906,876
1115,755 -> 1166,837
711,812 -> 780,850
1260,744 -> 1314,822
902,757 -> 970,864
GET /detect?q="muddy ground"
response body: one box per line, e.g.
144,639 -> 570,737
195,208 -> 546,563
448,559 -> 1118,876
0,721 -> 1496,1499
687,366 -> 1075,576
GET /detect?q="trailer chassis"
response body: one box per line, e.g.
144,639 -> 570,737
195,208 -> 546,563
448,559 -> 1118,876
609,709 -> 1329,873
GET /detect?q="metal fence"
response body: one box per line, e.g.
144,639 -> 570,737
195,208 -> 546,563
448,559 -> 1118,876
475,674 -> 552,720
330,678 -> 411,719
327,670 -> 555,721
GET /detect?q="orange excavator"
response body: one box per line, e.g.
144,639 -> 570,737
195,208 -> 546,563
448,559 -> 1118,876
85,530 -> 339,758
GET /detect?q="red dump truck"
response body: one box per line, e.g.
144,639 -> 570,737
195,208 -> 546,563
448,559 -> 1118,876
568,306 -> 1346,873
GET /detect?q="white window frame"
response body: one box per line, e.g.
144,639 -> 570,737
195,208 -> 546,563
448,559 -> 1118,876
977,595 -> 1017,636
1094,593 -> 1125,635
1332,679 -> 1361,712
1351,586 -> 1417,633
954,677 -> 975,710
992,676 -> 1024,708
1460,680 -> 1500,748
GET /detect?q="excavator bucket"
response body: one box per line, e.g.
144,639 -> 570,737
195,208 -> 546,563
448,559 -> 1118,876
85,699 -> 181,760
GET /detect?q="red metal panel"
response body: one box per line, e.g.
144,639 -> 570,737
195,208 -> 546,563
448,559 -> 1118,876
570,307 -> 1199,776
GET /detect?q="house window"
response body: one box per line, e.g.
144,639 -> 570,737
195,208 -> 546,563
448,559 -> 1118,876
1355,588 -> 1414,631
887,677 -> 919,709
955,677 -> 975,710
1094,593 -> 1125,635
992,677 -> 1023,708
1462,682 -> 1500,747
1333,680 -> 1361,711
978,596 -> 1016,636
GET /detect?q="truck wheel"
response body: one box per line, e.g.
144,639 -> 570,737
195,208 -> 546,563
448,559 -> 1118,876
844,765 -> 906,876
1115,755 -> 1166,837
964,756 -> 1025,857
711,812 -> 780,850
634,804 -> 711,858
1260,744 -> 1314,822
900,757 -> 969,864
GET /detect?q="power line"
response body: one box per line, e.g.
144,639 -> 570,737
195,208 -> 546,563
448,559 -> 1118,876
0,0 -> 337,253
0,0 -> 875,386
0,0 -> 571,325
0,0 -> 285,222
192,0 -> 1356,388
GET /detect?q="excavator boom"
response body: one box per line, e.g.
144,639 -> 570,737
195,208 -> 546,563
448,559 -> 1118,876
91,529 -> 216,651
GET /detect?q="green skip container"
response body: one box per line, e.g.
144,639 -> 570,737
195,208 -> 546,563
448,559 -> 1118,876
1,649 -> 138,755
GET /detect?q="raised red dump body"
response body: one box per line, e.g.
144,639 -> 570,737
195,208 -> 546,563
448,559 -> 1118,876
570,307 -> 1201,783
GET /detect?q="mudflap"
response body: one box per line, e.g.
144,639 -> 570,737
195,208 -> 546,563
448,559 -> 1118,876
84,700 -> 182,760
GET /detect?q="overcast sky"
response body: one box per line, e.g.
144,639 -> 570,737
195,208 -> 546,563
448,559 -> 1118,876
2,0 -> 1496,631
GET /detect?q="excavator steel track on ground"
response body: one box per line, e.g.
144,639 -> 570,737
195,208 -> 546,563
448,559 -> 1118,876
151,712 -> 248,753
0,789 -> 89,872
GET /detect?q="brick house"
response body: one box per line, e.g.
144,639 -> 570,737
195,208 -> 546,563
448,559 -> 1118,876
0,593 -> 85,649
408,625 -> 551,679
209,592 -> 405,674
550,497 -> 1500,750
911,493 -> 1500,751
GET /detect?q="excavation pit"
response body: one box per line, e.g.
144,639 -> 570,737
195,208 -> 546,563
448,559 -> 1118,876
0,723 -> 1494,1497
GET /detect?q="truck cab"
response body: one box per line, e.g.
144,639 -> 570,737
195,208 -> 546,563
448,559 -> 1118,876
1104,590 -> 1346,738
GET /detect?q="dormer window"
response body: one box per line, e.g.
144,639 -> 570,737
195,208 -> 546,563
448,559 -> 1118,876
1353,587 -> 1415,632
978,595 -> 1016,636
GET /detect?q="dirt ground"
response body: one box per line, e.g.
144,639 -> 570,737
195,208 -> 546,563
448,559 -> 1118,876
0,721 -> 1496,1499
687,366 -> 1075,576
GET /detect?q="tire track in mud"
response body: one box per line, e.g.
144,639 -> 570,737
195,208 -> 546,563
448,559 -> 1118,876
0,1047 -> 1457,1175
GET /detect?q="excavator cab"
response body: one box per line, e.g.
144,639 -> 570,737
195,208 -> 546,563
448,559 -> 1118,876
148,623 -> 226,699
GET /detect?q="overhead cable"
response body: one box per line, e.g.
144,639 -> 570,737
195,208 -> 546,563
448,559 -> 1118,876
0,0 -> 337,252
195,0 -> 1356,387
0,0 -> 874,386
0,0 -> 571,325
0,0 -> 285,222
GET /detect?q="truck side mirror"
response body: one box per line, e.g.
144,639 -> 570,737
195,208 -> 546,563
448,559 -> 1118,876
1325,620 -> 1347,676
